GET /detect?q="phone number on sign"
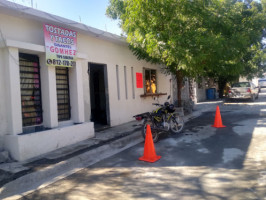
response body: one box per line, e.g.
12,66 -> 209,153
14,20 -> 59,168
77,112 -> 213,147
46,59 -> 76,67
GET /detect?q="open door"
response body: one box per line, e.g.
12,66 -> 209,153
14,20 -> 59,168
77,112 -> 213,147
89,63 -> 110,128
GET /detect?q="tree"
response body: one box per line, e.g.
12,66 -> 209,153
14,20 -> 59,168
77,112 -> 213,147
107,0 -> 266,104
201,0 -> 266,97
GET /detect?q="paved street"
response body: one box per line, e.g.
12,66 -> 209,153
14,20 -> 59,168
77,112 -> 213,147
19,90 -> 266,200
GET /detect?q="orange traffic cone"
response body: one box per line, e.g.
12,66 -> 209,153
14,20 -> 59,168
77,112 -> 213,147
139,124 -> 161,163
212,105 -> 226,128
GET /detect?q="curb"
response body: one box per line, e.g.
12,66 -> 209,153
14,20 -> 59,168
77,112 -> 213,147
0,132 -> 143,200
0,101 -> 221,199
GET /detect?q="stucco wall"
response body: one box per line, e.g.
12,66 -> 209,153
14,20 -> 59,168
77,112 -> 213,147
82,61 -> 91,122
77,34 -> 172,126
0,12 -> 171,134
196,78 -> 207,102
0,13 -> 44,46
196,88 -> 206,102
0,48 -> 8,150
5,122 -> 94,161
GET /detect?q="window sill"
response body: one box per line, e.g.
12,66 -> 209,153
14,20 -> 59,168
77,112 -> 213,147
140,93 -> 167,98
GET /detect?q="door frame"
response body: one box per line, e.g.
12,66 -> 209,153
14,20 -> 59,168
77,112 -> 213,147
88,62 -> 110,126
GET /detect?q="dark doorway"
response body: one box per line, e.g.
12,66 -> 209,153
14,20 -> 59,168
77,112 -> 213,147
89,63 -> 109,127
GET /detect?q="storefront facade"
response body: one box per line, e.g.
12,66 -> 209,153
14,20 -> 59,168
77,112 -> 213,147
0,1 -> 172,161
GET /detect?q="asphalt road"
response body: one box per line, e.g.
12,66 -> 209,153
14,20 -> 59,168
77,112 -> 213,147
19,90 -> 266,200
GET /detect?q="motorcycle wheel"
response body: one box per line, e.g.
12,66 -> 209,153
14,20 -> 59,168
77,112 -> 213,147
142,120 -> 159,143
170,115 -> 184,134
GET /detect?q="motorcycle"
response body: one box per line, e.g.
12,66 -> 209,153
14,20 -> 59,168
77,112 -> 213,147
133,95 -> 184,143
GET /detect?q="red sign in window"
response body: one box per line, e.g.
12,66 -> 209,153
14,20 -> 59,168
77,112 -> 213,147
136,73 -> 143,88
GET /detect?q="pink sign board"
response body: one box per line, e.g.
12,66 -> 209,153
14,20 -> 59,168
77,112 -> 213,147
136,73 -> 143,88
43,24 -> 77,67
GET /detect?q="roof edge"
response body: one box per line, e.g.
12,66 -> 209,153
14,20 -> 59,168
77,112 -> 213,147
0,0 -> 127,45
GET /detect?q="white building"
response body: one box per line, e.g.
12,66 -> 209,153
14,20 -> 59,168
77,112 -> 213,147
239,76 -> 259,86
0,0 -> 173,161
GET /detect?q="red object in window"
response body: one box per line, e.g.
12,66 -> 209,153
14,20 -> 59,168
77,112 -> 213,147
228,90 -> 231,93
136,73 -> 143,88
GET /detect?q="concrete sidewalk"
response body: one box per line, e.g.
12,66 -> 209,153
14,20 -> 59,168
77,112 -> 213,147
0,100 -> 222,199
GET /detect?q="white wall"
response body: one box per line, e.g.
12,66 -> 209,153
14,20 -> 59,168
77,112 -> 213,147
0,13 -> 44,46
77,34 -> 171,126
0,12 -> 173,129
239,76 -> 259,87
0,11 -> 171,156
0,49 -> 8,149
82,62 -> 91,122
5,122 -> 94,161
196,78 -> 207,102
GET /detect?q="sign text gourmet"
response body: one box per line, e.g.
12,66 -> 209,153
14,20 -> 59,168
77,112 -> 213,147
43,24 -> 77,67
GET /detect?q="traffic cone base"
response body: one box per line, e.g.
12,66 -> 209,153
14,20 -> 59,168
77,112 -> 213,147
139,124 -> 161,163
212,105 -> 226,128
139,155 -> 161,163
212,124 -> 226,128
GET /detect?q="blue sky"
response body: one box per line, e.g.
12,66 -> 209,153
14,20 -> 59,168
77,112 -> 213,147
7,0 -> 122,35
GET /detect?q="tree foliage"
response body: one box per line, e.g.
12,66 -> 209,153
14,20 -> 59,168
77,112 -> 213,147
107,0 -> 266,100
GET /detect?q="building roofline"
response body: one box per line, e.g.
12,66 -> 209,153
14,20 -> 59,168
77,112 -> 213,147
0,0 -> 127,45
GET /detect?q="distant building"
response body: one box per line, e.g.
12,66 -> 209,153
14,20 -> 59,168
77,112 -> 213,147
239,77 -> 259,87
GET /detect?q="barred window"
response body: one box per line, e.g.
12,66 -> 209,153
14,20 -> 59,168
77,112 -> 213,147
144,69 -> 157,94
19,53 -> 43,127
56,67 -> 71,121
